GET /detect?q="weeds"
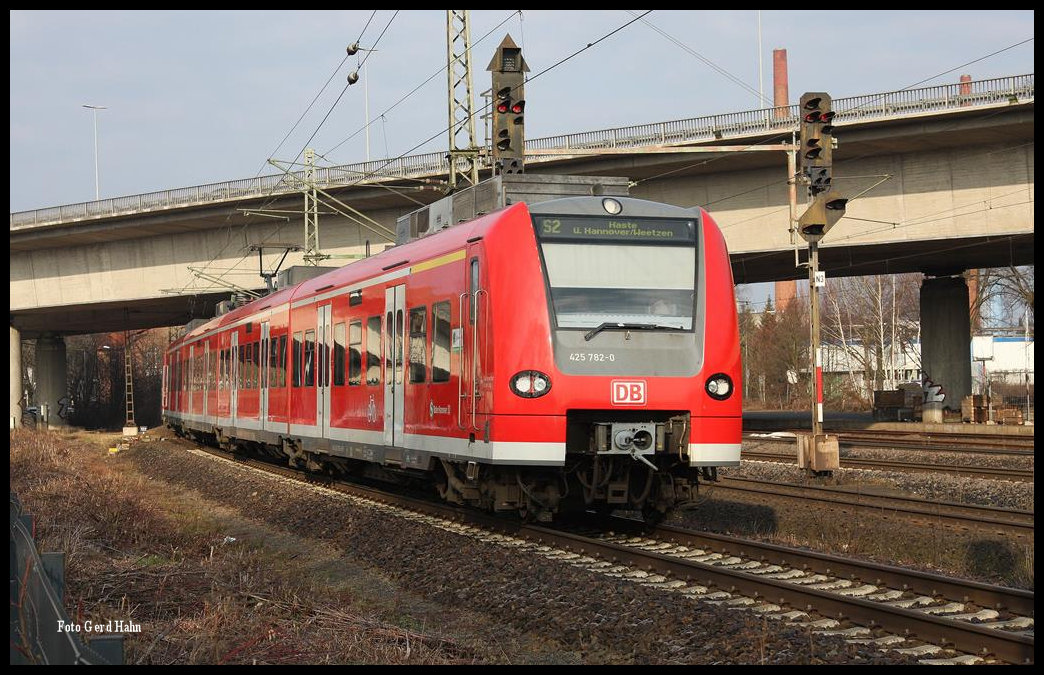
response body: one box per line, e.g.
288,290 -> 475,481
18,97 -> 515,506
9,429 -> 478,664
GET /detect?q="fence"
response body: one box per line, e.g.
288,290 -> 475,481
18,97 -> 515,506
983,373 -> 1034,424
10,491 -> 124,665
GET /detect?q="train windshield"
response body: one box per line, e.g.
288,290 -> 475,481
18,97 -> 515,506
533,215 -> 696,331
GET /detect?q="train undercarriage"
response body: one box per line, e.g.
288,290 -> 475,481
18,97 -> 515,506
168,410 -> 720,524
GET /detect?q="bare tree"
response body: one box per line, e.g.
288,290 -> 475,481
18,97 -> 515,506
971,266 -> 1034,334
821,273 -> 922,403
745,296 -> 810,410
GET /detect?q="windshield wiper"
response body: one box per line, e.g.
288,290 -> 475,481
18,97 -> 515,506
583,322 -> 679,341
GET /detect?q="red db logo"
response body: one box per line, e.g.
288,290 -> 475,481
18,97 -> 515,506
611,380 -> 646,406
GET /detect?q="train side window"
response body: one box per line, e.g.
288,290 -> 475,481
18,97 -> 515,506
277,335 -> 287,388
333,323 -> 346,386
246,342 -> 256,389
304,329 -> 316,387
292,331 -> 303,387
268,338 -> 277,389
432,301 -> 451,383
254,340 -> 261,389
408,306 -> 427,384
366,316 -> 381,385
348,321 -> 362,386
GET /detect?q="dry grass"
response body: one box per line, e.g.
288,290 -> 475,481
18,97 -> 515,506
9,428 -> 478,664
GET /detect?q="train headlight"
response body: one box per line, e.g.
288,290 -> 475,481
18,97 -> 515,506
510,370 -> 552,398
705,373 -> 733,400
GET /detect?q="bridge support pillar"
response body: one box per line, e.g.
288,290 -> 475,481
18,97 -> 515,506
920,276 -> 972,412
35,335 -> 69,428
11,325 -> 22,428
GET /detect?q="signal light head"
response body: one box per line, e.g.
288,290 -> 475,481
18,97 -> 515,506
803,96 -> 823,110
510,100 -> 525,114
804,111 -> 821,123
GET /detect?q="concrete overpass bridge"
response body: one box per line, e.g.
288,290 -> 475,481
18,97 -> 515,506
9,74 -> 1034,423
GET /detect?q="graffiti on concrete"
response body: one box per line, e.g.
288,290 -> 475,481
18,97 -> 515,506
922,374 -> 945,403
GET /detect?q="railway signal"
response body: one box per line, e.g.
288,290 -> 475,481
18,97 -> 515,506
798,190 -> 847,243
488,35 -> 528,175
798,92 -> 835,194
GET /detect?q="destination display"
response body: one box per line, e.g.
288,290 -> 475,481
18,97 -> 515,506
534,215 -> 695,243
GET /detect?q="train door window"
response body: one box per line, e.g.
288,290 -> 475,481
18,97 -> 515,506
395,309 -> 404,385
304,329 -> 316,387
431,301 -> 451,383
366,316 -> 381,385
254,340 -> 261,388
348,321 -> 362,386
469,258 -> 479,324
252,344 -> 261,390
292,331 -> 303,387
278,335 -> 287,388
333,323 -> 346,386
385,311 -> 392,382
408,307 -> 427,383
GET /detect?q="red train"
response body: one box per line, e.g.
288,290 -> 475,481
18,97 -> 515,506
163,195 -> 742,522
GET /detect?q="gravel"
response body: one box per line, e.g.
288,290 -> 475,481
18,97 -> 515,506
733,439 -> 1034,511
127,434 -> 931,666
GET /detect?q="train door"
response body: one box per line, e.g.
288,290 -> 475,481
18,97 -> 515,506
384,285 -> 405,446
459,251 -> 487,437
316,305 -> 332,437
230,332 -> 239,421
260,321 -> 270,431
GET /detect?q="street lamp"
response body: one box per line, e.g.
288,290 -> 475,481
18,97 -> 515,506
82,104 -> 107,200
346,44 -> 377,161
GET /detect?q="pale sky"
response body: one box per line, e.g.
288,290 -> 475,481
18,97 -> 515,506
10,10 -> 1033,214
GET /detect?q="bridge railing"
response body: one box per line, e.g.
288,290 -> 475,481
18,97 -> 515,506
10,74 -> 1033,229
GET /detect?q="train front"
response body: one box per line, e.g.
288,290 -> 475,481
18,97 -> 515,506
492,196 -> 742,522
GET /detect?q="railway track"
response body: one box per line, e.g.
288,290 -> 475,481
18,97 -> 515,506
740,450 -> 1034,482
182,441 -> 1034,665
745,429 -> 1035,456
704,476 -> 1034,540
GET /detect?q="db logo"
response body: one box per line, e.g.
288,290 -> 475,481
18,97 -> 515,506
611,380 -> 646,406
